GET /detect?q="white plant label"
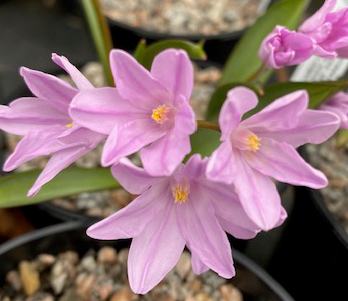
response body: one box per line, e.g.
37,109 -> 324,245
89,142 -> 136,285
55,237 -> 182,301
291,0 -> 348,82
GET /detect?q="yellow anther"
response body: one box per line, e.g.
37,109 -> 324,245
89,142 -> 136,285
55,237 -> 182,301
152,105 -> 170,123
248,133 -> 261,152
66,122 -> 73,128
173,184 -> 190,204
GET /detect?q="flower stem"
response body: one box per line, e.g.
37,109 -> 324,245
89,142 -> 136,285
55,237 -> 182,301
79,0 -> 114,86
245,63 -> 267,84
197,120 -> 220,132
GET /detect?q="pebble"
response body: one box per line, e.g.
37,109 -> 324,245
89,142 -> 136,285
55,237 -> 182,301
101,0 -> 263,35
98,246 -> 117,264
219,284 -> 243,301
110,287 -> 138,301
19,261 -> 40,296
6,270 -> 22,291
175,252 -> 191,279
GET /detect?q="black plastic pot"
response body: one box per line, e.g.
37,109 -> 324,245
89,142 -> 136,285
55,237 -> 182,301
0,221 -> 294,300
268,148 -> 348,300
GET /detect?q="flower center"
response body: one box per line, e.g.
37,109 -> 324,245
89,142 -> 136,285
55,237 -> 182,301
172,177 -> 190,204
66,122 -> 73,128
232,128 -> 261,152
152,105 -> 171,124
247,133 -> 261,152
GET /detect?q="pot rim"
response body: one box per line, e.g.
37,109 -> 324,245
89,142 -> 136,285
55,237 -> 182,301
0,221 -> 294,301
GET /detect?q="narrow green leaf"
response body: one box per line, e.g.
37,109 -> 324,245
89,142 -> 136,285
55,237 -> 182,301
0,167 -> 119,208
189,128 -> 221,159
245,81 -> 348,119
139,40 -> 207,70
219,0 -> 309,86
206,83 -> 261,121
134,39 -> 147,63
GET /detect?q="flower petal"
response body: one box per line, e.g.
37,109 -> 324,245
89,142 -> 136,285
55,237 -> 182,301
246,137 -> 328,188
173,95 -> 197,136
102,120 -> 166,166
219,87 -> 258,140
206,140 -> 235,185
0,97 -> 70,135
140,129 -> 191,176
177,187 -> 235,278
183,154 -> 207,180
87,181 -> 169,240
128,200 -> 185,294
190,248 -> 209,275
256,109 -> 340,148
217,216 -> 259,240
20,67 -> 77,114
111,158 -> 160,195
299,0 -> 336,33
109,50 -> 169,109
242,90 -> 308,132
69,87 -> 148,135
58,127 -> 105,148
27,145 -> 93,197
233,151 -> 282,231
151,49 -> 193,105
52,53 -> 94,90
3,125 -> 66,171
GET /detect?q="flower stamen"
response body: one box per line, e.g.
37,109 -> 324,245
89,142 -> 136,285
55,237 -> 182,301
152,105 -> 170,124
172,177 -> 190,204
248,133 -> 261,152
66,122 -> 73,128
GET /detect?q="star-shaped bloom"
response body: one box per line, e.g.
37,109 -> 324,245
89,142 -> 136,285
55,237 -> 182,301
299,0 -> 348,59
87,154 -> 282,294
0,54 -> 105,196
69,49 -> 196,177
206,87 -> 340,230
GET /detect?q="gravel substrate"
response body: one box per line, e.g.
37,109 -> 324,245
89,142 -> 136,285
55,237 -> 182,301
101,0 -> 266,36
3,61 -> 221,218
307,135 -> 348,234
0,248 -> 243,301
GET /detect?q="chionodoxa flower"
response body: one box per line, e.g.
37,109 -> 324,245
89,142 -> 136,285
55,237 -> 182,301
0,54 -> 105,196
87,154 -> 287,294
206,87 -> 340,230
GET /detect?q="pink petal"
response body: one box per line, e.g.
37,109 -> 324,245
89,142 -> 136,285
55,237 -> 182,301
257,109 -> 340,148
69,88 -> 147,135
111,158 -> 160,195
109,50 -> 169,109
0,97 -> 70,135
177,188 -> 235,278
190,248 -> 209,275
275,207 -> 288,228
183,154 -> 207,180
128,200 -> 185,294
151,49 -> 193,105
52,53 -> 94,91
27,145 -> 93,197
58,127 -> 105,148
246,137 -> 328,188
200,181 -> 260,231
101,119 -> 166,166
20,67 -> 77,114
217,216 -> 259,239
219,87 -> 258,140
3,125 -> 66,171
206,141 -> 235,185
233,151 -> 282,231
140,129 -> 191,176
87,181 -> 170,240
243,90 -> 308,132
300,0 -> 336,33
173,95 -> 197,136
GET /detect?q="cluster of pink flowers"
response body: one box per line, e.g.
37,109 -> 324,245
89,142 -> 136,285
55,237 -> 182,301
259,0 -> 348,69
0,47 -> 341,293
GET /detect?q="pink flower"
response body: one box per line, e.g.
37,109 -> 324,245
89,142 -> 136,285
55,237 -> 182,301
0,54 -> 105,196
87,155 -> 282,294
299,0 -> 348,58
206,87 -> 340,230
70,49 -> 196,176
320,92 -> 348,129
259,25 -> 314,69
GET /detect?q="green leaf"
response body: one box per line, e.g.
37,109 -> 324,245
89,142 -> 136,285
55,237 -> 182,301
206,82 -> 261,121
189,128 -> 221,158
245,81 -> 348,119
0,167 -> 119,208
219,0 -> 309,86
138,40 -> 207,70
134,39 -> 147,63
